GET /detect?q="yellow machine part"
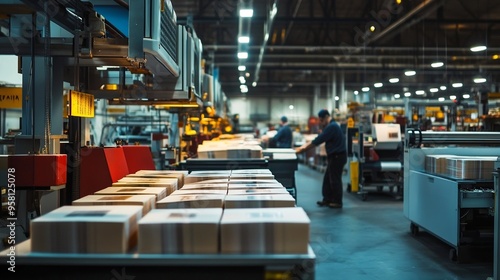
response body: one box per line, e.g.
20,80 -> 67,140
350,161 -> 359,192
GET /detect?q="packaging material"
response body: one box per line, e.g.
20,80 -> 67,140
227,183 -> 285,190
31,205 -> 142,253
220,207 -> 310,254
224,194 -> 295,208
157,194 -> 226,209
185,171 -> 230,184
425,155 -> 497,180
72,194 -> 156,216
228,179 -> 281,185
95,186 -> 167,201
229,173 -> 275,180
230,169 -> 273,175
138,208 -> 222,254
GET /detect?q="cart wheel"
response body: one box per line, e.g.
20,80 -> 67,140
449,248 -> 458,262
346,184 -> 351,193
361,193 -> 367,201
410,223 -> 419,236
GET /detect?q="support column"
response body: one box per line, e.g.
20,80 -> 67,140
331,71 -> 336,113
339,70 -> 347,114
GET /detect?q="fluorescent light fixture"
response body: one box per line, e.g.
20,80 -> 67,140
440,86 -> 447,90
405,70 -> 416,76
264,33 -> 269,41
415,90 -> 425,95
240,85 -> 248,93
474,76 -> 487,84
238,36 -> 250,43
470,45 -> 487,52
463,94 -> 471,99
237,52 -> 248,59
374,82 -> 383,88
429,88 -> 439,93
394,94 -> 401,99
252,82 -> 257,87
238,65 -> 246,71
239,76 -> 246,84
404,92 -> 411,97
362,87 -> 370,92
354,90 -> 359,95
431,61 -> 444,68
289,105 -> 294,110
239,9 -> 253,17
389,78 -> 399,83
335,96 -> 340,101
438,97 -> 445,102
452,82 -> 463,88
449,95 -> 457,100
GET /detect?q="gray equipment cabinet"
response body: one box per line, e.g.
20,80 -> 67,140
404,130 -> 500,262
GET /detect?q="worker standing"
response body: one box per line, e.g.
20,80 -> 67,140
296,109 -> 347,208
271,116 -> 293,148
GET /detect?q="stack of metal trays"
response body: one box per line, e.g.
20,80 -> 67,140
425,155 -> 497,180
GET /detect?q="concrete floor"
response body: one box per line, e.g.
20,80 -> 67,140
295,163 -> 493,280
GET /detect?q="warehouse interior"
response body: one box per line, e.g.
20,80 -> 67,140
0,0 -> 499,279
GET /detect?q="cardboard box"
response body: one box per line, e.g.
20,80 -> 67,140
185,174 -> 230,184
95,186 -> 167,201
181,183 -> 228,191
112,178 -> 178,196
228,179 -> 281,185
227,188 -> 290,195
31,205 -> 142,253
220,207 -> 310,254
228,183 -> 285,189
229,174 -> 275,180
138,208 -> 222,254
224,194 -> 295,208
72,194 -> 156,216
127,172 -> 185,188
157,194 -> 225,209
230,169 -> 273,175
170,189 -> 228,196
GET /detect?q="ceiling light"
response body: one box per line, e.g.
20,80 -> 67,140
374,82 -> 383,88
473,75 -> 487,84
493,54 -> 499,60
245,72 -> 250,78
429,88 -> 439,93
389,78 -> 399,83
431,61 -> 444,68
463,94 -> 470,99
239,76 -> 246,83
239,9 -> 254,18
452,83 -> 463,88
240,85 -> 248,93
238,65 -> 246,71
354,90 -> 359,95
470,45 -> 487,52
415,90 -> 425,95
405,70 -> 416,76
238,36 -> 250,43
237,52 -> 248,59
362,87 -> 370,92
370,26 -> 376,32
394,94 -> 401,99
396,0 -> 402,4
252,82 -> 257,87
449,95 -> 457,100
438,97 -> 445,102
404,92 -> 411,97
440,86 -> 447,91
335,96 -> 340,101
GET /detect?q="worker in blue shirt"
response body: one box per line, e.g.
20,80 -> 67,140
271,116 -> 293,148
296,109 -> 347,208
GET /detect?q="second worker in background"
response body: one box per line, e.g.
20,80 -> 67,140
271,116 -> 293,148
296,109 -> 347,208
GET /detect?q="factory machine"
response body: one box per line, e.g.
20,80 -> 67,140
347,123 -> 403,201
404,130 -> 500,262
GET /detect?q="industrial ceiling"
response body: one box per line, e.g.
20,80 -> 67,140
171,0 -> 500,101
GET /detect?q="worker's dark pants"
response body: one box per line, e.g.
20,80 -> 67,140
322,153 -> 347,204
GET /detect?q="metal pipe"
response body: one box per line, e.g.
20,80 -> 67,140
365,0 -> 445,45
252,0 -> 278,86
